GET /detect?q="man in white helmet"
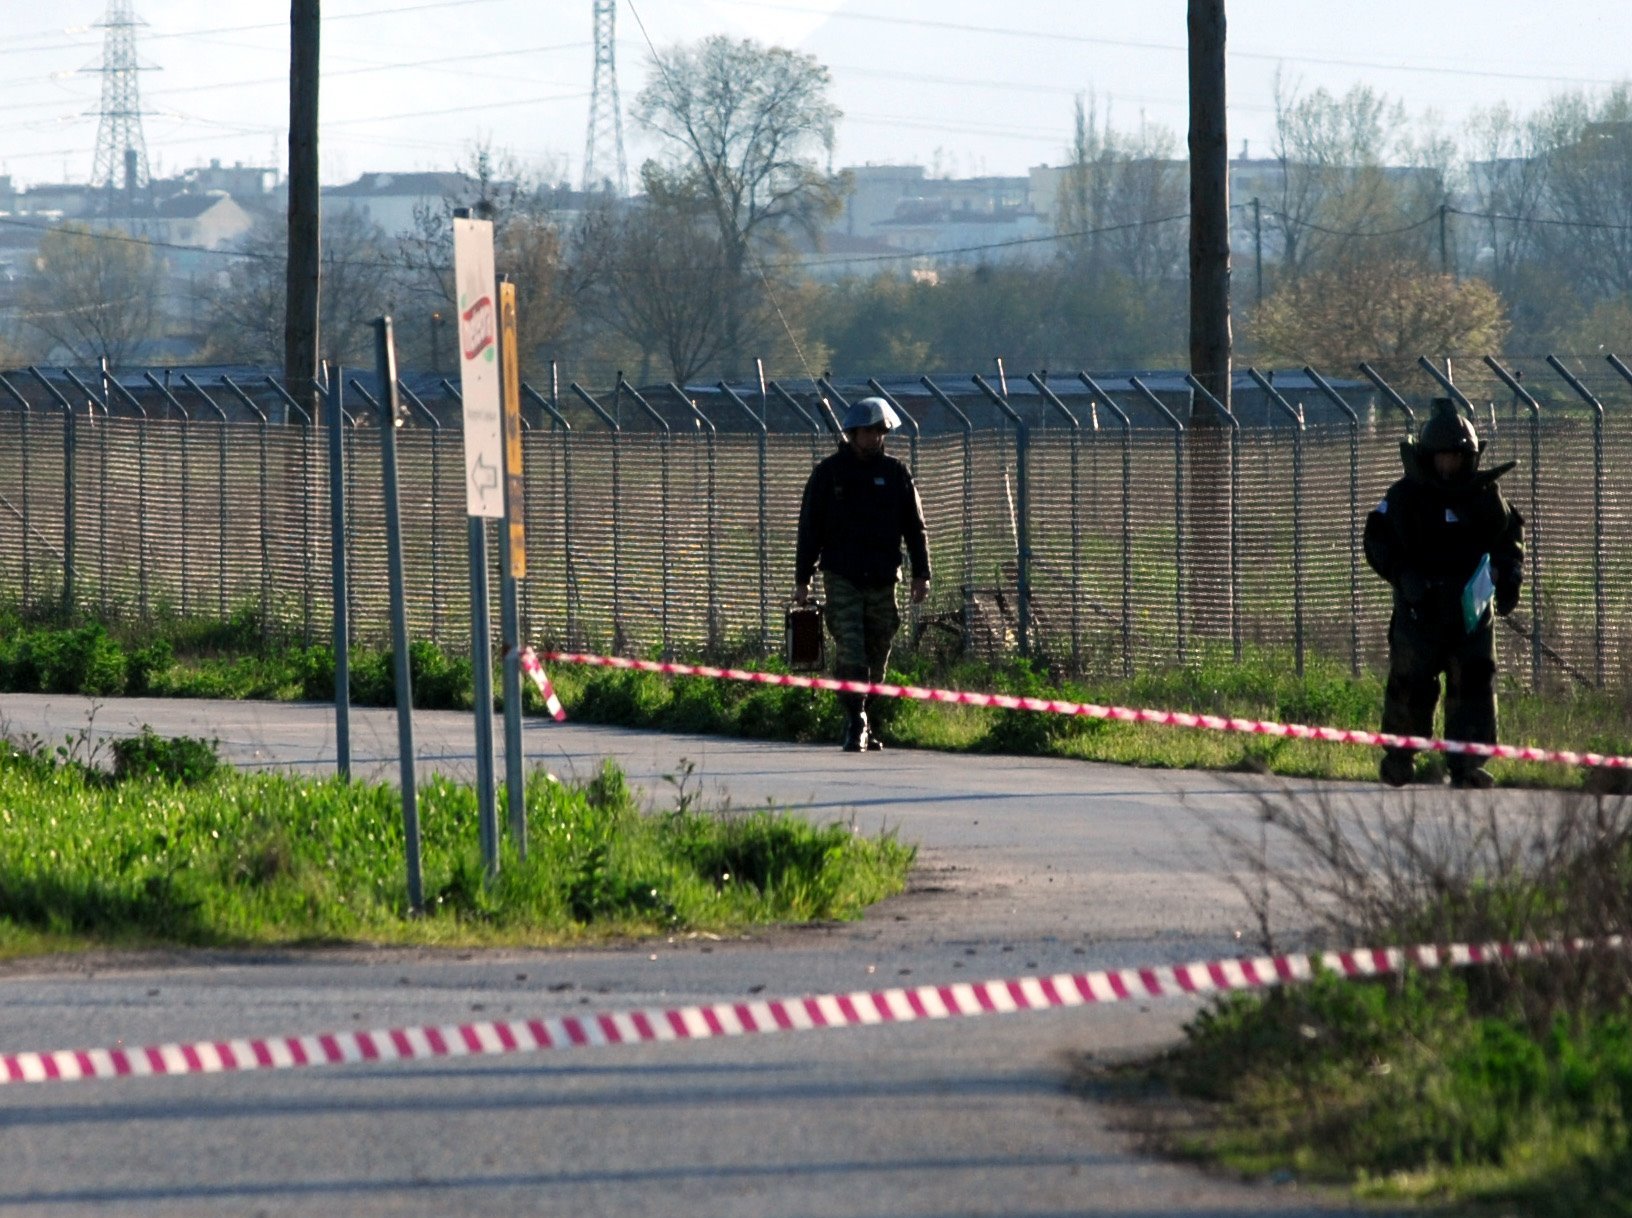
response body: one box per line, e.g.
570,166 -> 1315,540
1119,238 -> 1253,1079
794,396 -> 931,752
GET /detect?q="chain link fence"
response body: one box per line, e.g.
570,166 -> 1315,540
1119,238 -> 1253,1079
1,359 -> 1629,692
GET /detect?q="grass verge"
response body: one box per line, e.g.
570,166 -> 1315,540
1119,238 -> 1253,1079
4,603 -> 1629,788
0,732 -> 913,960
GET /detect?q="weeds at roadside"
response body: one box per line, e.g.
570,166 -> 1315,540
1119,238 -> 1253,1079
1140,778 -> 1632,1209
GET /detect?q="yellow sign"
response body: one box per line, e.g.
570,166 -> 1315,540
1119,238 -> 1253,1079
499,281 -> 526,579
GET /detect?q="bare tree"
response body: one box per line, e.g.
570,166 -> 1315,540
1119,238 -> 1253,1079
1057,95 -> 1188,285
1268,76 -> 1426,280
635,35 -> 846,377
205,208 -> 394,368
396,146 -> 573,375
20,223 -> 160,369
571,198 -> 738,383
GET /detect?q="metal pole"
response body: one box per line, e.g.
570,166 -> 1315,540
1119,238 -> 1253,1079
498,280 -> 526,857
618,376 -> 673,655
1248,368 -> 1306,677
523,376 -> 576,645
667,383 -> 720,649
570,383 -> 622,650
28,368 -> 76,617
63,367 -> 109,618
398,381 -> 445,642
469,516 -> 498,876
373,319 -> 423,914
1182,373 -> 1241,661
144,371 -> 191,618
972,373 -> 1031,659
220,377 -> 272,636
718,382 -> 770,651
103,373 -> 153,622
265,375 -> 315,642
1302,366 -> 1363,675
919,378 -> 976,654
181,374 -> 231,619
1078,374 -> 1134,676
1357,363 -> 1417,430
1488,357 -> 1548,687
0,374 -> 34,611
327,373 -> 352,780
1027,373 -> 1083,671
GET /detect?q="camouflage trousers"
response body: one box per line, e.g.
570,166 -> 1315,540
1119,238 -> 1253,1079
821,572 -> 901,686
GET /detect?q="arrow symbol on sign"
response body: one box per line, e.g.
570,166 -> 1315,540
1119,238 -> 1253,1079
470,452 -> 500,496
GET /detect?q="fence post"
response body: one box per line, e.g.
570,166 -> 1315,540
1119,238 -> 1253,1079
667,383 -> 721,650
1182,374 -> 1241,662
1027,374 -> 1084,672
718,382 -> 771,651
63,368 -> 111,619
523,376 -> 577,646
1302,366 -> 1363,675
1357,363 -> 1418,430
1248,368 -> 1306,678
181,375 -> 232,620
397,381 -> 447,643
570,383 -> 623,651
1076,374 -> 1134,677
971,373 -> 1032,659
371,321 -> 423,912
1104,373 -> 1186,667
28,369 -> 76,618
144,372 -> 192,618
265,376 -> 316,642
617,376 -> 673,657
220,376 -> 272,637
0,374 -> 35,611
918,378 -> 977,656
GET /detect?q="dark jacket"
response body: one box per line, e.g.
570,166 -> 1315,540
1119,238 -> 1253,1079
796,444 -> 931,589
1363,441 -> 1524,621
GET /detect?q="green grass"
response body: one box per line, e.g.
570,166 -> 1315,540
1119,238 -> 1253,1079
4,602 -> 1625,788
0,736 -> 914,960
1142,967 -> 1632,1214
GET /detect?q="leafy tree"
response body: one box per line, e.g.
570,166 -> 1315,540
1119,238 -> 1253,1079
635,35 -> 846,377
1250,259 -> 1508,376
205,208 -> 394,367
20,223 -> 160,369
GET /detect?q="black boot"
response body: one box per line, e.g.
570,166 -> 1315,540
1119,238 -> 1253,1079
863,696 -> 884,750
839,694 -> 869,752
1379,749 -> 1415,787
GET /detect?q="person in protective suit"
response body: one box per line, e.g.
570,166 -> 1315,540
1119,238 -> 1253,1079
1363,397 -> 1524,789
794,396 -> 931,752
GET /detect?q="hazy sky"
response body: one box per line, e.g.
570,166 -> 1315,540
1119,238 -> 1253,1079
2,0 -> 1629,190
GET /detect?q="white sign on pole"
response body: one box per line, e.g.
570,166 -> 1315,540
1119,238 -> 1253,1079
453,217 -> 505,519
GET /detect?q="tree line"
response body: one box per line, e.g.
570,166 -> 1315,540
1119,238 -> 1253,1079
8,40 -> 1632,383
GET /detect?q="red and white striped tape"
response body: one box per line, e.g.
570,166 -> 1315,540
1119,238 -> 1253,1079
537,650 -> 1632,774
1,937 -> 1614,1087
516,647 -> 566,721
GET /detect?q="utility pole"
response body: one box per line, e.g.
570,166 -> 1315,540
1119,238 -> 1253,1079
1187,0 -> 1234,647
1252,195 -> 1263,308
286,0 -> 321,407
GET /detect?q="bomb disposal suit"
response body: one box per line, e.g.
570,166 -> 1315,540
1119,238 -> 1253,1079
1362,397 -> 1524,788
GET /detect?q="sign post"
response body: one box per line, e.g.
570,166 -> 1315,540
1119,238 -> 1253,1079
498,281 -> 527,856
453,214 -> 502,876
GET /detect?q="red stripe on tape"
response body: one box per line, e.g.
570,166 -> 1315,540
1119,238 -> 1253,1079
4,938 -> 1622,1087
532,650 -> 1630,774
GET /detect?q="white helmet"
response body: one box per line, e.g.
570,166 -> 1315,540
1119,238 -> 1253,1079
841,396 -> 901,432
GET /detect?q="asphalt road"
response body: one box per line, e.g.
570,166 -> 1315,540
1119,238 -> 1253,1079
0,694 -> 1400,1217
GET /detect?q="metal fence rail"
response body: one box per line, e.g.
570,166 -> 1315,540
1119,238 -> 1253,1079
1,359 -> 1630,692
